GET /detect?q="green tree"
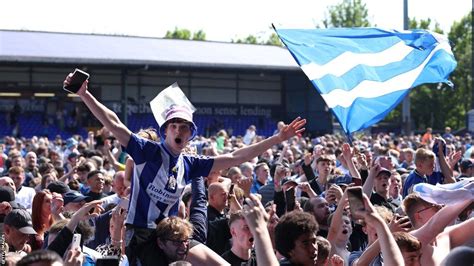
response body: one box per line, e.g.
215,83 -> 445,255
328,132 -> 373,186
447,13 -> 472,129
265,33 -> 283,46
165,28 -> 206,41
232,32 -> 282,46
233,35 -> 258,44
323,0 -> 371,28
192,30 -> 206,41
404,16 -> 472,131
165,27 -> 191,40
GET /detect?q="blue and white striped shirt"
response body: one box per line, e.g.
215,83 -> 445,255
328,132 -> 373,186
125,134 -> 214,228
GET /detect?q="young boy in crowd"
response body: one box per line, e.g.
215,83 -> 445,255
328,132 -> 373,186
402,148 -> 436,197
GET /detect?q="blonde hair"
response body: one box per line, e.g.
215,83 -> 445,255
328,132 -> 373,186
373,205 -> 394,224
414,148 -> 435,164
137,128 -> 159,141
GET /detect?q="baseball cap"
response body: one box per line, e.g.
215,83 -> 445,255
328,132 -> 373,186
47,181 -> 70,194
281,176 -> 298,187
460,159 -> 474,171
63,190 -> 89,205
4,209 -> 37,235
377,168 -> 392,177
0,186 -> 19,209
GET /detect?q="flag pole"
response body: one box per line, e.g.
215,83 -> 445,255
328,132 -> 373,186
401,0 -> 411,135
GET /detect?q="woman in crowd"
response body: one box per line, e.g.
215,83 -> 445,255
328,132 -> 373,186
30,190 -> 55,250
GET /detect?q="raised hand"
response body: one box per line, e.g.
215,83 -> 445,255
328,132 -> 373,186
277,117 -> 306,142
369,160 -> 382,177
63,73 -> 88,96
64,247 -> 84,266
242,194 -> 269,234
389,215 -> 412,233
237,178 -> 252,197
330,254 -> 344,266
448,150 -> 462,169
298,182 -> 317,198
342,143 -> 353,160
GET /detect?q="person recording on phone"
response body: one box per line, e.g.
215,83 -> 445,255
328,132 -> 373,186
63,71 -> 306,266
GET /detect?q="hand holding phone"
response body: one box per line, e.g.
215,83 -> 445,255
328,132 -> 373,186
227,183 -> 235,200
71,233 -> 81,250
346,187 -> 365,225
118,198 -> 129,210
96,256 -> 120,266
284,186 -> 296,212
64,69 -> 89,94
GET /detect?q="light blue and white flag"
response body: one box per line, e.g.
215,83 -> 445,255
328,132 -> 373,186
274,27 -> 457,135
413,177 -> 474,205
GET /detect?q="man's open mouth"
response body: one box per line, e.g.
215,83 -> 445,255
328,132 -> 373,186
175,138 -> 182,144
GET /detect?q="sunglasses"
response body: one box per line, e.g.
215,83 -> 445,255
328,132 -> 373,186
416,204 -> 442,214
163,237 -> 192,246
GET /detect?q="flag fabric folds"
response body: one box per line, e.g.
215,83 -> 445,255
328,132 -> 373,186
274,27 -> 457,135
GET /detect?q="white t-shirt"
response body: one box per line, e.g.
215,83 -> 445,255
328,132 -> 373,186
15,186 -> 36,210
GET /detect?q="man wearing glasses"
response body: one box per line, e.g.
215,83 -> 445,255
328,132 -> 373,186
403,194 -> 473,265
141,216 -> 194,265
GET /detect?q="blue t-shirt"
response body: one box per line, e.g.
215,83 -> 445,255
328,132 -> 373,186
125,134 -> 214,228
403,170 -> 444,198
403,170 -> 426,198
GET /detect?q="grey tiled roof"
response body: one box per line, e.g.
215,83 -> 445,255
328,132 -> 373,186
0,30 -> 299,70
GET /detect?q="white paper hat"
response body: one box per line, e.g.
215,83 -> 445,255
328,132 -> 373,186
150,82 -> 197,139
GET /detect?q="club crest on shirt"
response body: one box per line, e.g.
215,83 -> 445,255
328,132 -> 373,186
167,174 -> 177,191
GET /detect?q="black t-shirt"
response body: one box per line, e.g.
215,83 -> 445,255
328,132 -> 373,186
317,228 -> 328,238
221,249 -> 257,266
86,191 -> 107,202
370,192 -> 398,213
207,205 -> 224,222
206,217 -> 231,255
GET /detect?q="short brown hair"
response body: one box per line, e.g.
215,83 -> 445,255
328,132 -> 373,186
228,210 -> 245,227
402,193 -> 430,222
393,232 -> 421,252
316,236 -> 331,264
254,162 -> 268,172
316,155 -> 334,165
8,166 -> 24,175
156,217 -> 193,241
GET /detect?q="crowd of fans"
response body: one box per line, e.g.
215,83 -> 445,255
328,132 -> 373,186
0,71 -> 471,266
0,123 -> 473,265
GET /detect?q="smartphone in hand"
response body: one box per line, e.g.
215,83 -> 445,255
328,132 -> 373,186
64,69 -> 89,94
284,186 -> 296,212
346,187 -> 365,225
71,233 -> 81,249
227,183 -> 235,200
96,256 -> 120,266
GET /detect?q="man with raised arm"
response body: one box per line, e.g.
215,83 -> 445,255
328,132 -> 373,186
64,74 -> 306,265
